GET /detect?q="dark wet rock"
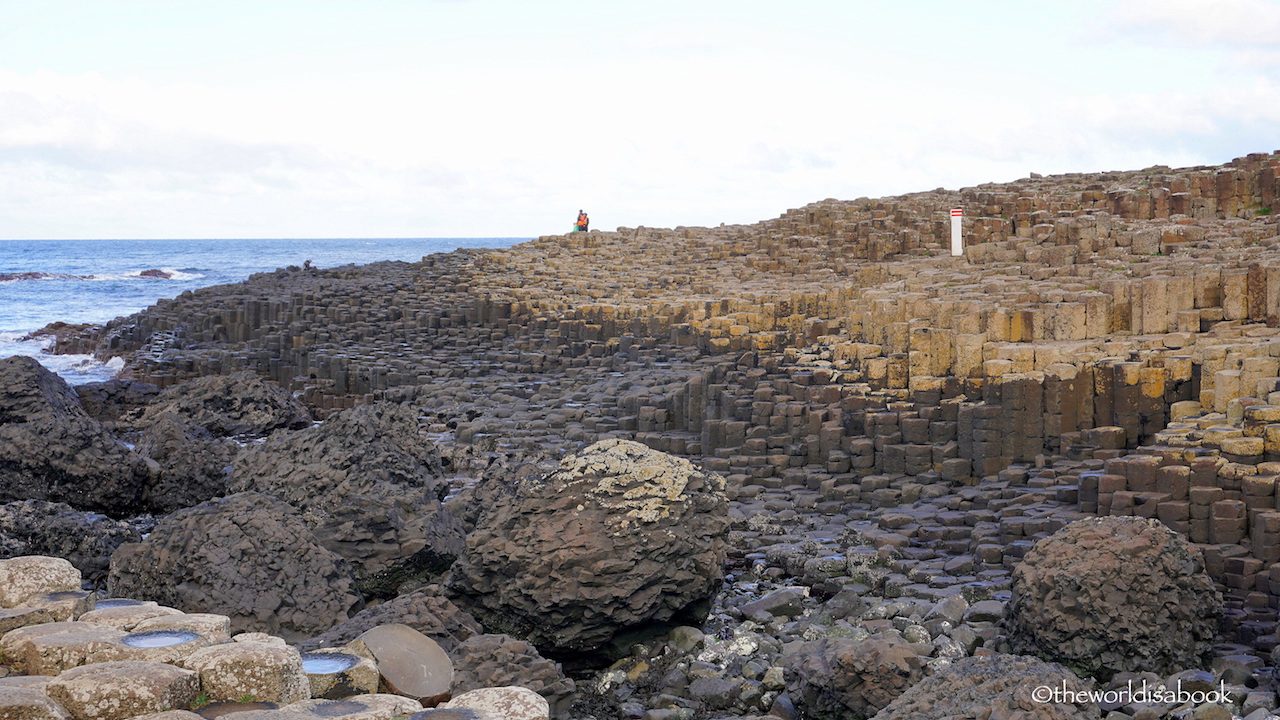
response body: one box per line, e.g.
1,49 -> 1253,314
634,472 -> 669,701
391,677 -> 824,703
872,653 -> 1098,720
298,586 -> 480,654
0,500 -> 141,579
0,356 -> 149,515
138,269 -> 172,279
132,371 -> 311,438
447,439 -> 730,660
134,412 -> 237,514
1004,516 -> 1222,680
107,492 -> 362,641
228,403 -> 461,598
73,380 -> 160,425
784,633 -> 924,720
450,633 -> 576,718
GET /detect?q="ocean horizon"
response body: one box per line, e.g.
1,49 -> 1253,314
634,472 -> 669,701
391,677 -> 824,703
0,236 -> 528,384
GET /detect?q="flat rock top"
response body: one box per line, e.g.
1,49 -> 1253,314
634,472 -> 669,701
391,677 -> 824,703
353,624 -> 452,700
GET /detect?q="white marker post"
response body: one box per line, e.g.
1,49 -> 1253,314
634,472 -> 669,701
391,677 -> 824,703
950,207 -> 963,256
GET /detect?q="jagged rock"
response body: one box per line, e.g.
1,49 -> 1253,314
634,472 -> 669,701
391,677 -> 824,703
872,653 -> 1098,719
442,447 -> 557,534
0,356 -> 149,515
72,380 -> 160,425
44,661 -> 199,717
180,641 -> 310,704
0,556 -> 81,608
449,634 -> 575,718
107,492 -> 363,641
298,587 -> 480,654
132,371 -> 310,438
0,501 -> 141,579
1004,516 -> 1222,679
447,439 -> 729,658
441,687 -> 549,720
784,632 -> 925,720
133,412 -> 237,513
228,403 -> 461,598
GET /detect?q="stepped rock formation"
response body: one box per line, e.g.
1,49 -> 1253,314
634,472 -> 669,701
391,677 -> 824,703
26,150 -> 1280,716
447,439 -> 729,658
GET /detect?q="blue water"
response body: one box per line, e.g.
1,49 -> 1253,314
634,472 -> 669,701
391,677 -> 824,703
0,237 -> 526,384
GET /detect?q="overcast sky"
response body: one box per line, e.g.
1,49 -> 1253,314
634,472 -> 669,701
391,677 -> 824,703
2,0 -> 1278,239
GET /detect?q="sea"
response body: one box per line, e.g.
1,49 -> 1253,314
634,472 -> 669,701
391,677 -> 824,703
0,237 -> 527,385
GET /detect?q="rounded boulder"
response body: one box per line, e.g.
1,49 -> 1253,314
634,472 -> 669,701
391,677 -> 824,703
448,439 -> 729,658
1004,516 -> 1222,679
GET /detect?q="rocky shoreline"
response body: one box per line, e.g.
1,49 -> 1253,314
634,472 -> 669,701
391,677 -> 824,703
5,151 -> 1280,719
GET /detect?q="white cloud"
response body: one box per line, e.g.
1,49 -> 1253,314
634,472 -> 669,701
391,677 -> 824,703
1112,0 -> 1280,45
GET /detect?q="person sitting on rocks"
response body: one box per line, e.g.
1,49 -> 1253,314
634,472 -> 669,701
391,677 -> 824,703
575,210 -> 589,232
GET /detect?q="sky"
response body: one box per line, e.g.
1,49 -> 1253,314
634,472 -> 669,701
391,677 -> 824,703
1,0 -> 1278,239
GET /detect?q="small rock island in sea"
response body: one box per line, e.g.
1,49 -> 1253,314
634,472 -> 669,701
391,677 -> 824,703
4,151 -> 1280,720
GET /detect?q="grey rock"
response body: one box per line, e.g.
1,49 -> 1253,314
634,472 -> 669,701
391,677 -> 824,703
1004,516 -> 1222,680
107,492 -> 362,641
448,439 -> 729,659
0,356 -> 149,515
0,500 -> 140,579
229,403 -> 461,597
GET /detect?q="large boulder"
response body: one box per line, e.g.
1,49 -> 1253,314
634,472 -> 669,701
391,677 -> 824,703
0,500 -> 141,579
133,412 -> 237,513
785,633 -> 925,720
1004,516 -> 1222,679
229,403 -> 462,598
872,653 -> 1098,720
447,439 -> 729,658
298,586 -> 481,654
107,492 -> 363,641
132,371 -> 311,438
0,356 -> 149,515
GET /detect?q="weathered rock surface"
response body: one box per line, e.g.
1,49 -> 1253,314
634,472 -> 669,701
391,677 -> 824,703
441,687 -> 549,720
297,587 -> 480,654
784,633 -> 925,720
107,492 -> 362,641
1004,516 -> 1222,679
45,660 -> 199,720
72,380 -> 159,425
0,556 -> 81,608
449,634 -> 575,718
872,653 -> 1098,720
0,356 -> 149,515
180,641 -> 309,704
228,403 -> 461,597
448,439 -> 729,658
131,372 -> 310,438
0,500 -> 141,578
133,413 -> 237,514
0,684 -> 71,720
